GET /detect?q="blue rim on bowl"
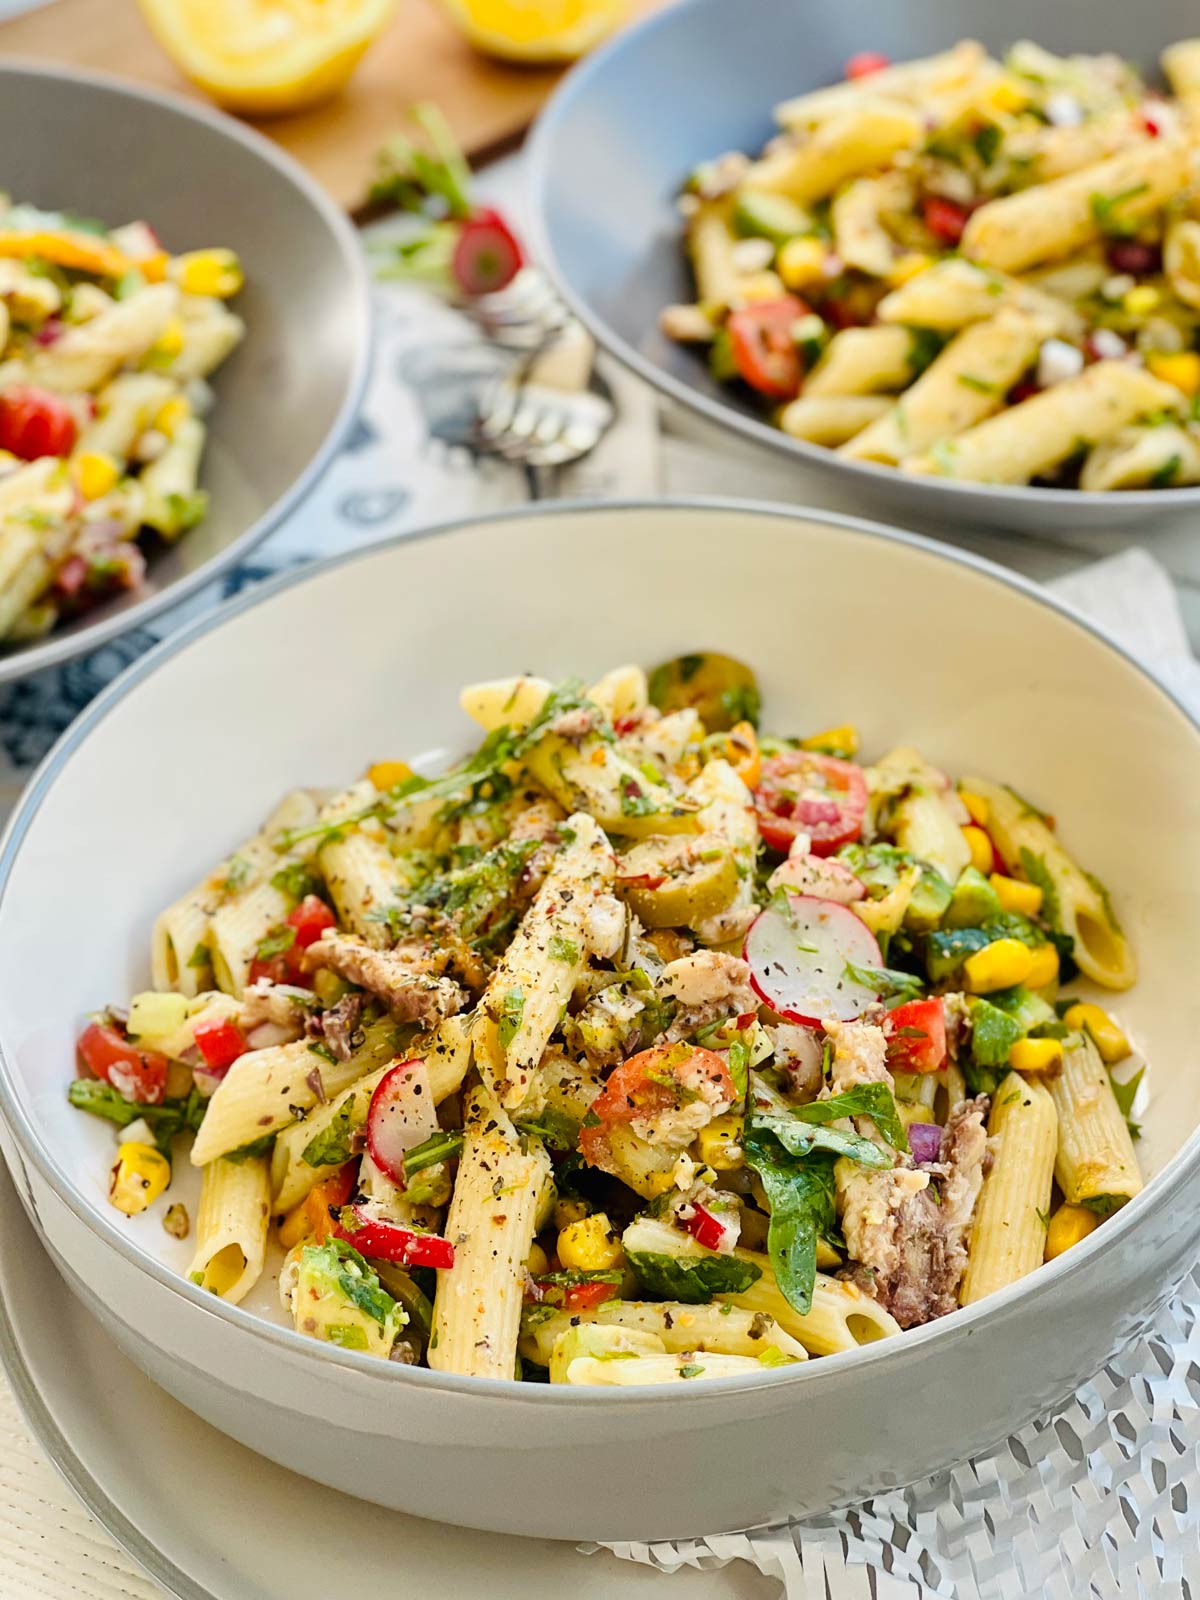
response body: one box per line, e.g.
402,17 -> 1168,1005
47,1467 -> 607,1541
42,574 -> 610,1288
0,59 -> 372,685
0,495 -> 1196,1399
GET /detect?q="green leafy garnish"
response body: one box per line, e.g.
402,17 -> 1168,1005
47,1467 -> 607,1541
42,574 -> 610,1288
302,1100 -> 357,1169
497,988 -> 525,1051
403,1128 -> 466,1173
226,1134 -> 274,1163
186,942 -> 209,970
624,1249 -> 761,1303
1151,453 -> 1183,488
743,1121 -> 837,1318
548,934 -> 579,964
271,861 -> 322,904
1109,1064 -> 1144,1139
1018,848 -> 1060,931
256,925 -> 297,961
957,373 -> 1000,395
678,1362 -> 704,1379
1089,184 -> 1150,238
843,959 -> 925,1004
67,1080 -> 205,1156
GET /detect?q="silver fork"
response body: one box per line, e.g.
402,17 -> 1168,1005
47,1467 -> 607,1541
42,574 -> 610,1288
474,316 -> 615,468
464,265 -> 574,351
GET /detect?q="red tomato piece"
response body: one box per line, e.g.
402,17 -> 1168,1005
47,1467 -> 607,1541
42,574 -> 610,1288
335,1207 -> 455,1269
286,894 -> 336,950
885,998 -> 947,1074
0,385 -> 77,459
193,1015 -> 249,1072
727,297 -> 808,400
452,207 -> 524,296
921,195 -> 970,246
580,1044 -> 736,1170
752,751 -> 868,855
77,1019 -> 168,1105
1008,380 -> 1041,406
562,1280 -> 619,1312
845,50 -> 890,79
247,953 -> 290,988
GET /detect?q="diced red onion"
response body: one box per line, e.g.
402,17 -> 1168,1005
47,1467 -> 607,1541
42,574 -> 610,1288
908,1122 -> 943,1166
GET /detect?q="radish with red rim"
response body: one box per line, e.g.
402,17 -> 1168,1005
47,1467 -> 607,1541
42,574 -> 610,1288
366,1059 -> 439,1187
743,891 -> 881,1025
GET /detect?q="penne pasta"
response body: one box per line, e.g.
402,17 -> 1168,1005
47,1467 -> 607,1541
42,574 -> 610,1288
961,1073 -> 1057,1305
742,101 -> 924,206
1048,1035 -> 1143,1212
188,1155 -> 271,1305
778,392 -> 891,445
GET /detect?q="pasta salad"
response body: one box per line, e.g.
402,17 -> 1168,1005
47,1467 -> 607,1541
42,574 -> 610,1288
0,198 -> 243,642
663,38 -> 1200,491
70,657 -> 1145,1384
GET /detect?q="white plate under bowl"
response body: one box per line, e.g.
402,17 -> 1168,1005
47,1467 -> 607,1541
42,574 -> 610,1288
1,499 -> 1200,1542
0,1162 -> 770,1600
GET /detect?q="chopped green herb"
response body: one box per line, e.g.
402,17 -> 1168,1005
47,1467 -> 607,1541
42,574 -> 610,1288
186,942 -> 210,971
548,934 -> 579,964
678,1362 -> 704,1379
256,925 -> 297,961
1151,453 -> 1183,488
497,988 -> 526,1052
957,373 -> 1000,395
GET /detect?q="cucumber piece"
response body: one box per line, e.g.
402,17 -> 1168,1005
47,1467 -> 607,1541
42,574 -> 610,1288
925,925 -> 989,983
943,866 -> 1002,929
733,190 -> 813,246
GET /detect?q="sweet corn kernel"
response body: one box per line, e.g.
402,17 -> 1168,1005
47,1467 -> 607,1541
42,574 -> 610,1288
153,394 -> 191,439
1146,349 -> 1200,396
367,759 -> 414,791
1009,1036 -> 1063,1074
75,449 -> 121,501
697,1114 -> 744,1171
1044,1201 -> 1099,1261
886,251 -> 933,288
526,1242 -> 550,1278
1122,284 -> 1161,317
777,236 -> 828,291
959,788 -> 990,826
964,937 -> 1035,993
152,316 -> 185,360
988,78 -> 1029,113
109,1141 -> 170,1216
989,872 -> 1043,916
557,1212 -> 624,1273
961,825 -> 994,875
1025,942 -> 1060,989
277,1199 -> 312,1251
172,248 -> 244,299
140,249 -> 170,283
1062,1002 -> 1130,1063
740,271 -> 788,303
799,723 -> 859,756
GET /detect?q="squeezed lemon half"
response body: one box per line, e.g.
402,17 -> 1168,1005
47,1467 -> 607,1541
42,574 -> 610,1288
137,0 -> 396,116
438,0 -> 627,62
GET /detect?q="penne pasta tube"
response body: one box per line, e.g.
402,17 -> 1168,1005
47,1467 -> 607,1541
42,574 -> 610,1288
904,362 -> 1183,486
316,782 -> 401,946
804,325 -> 921,398
742,100 -> 924,205
872,746 -> 971,883
1162,38 -> 1200,98
875,258 -> 1081,336
187,1155 -> 271,1304
840,308 -> 1052,465
140,415 -> 206,539
832,171 -> 914,277
961,137 -> 1192,272
428,1086 -> 552,1379
962,775 -> 1136,989
1048,1035 -> 1143,1212
519,1300 -> 808,1368
687,197 -> 740,308
960,1072 -> 1057,1305
16,282 -> 179,393
774,40 -> 985,129
778,393 -> 891,445
1164,217 -> 1200,310
74,372 -> 174,461
1080,425 -> 1200,492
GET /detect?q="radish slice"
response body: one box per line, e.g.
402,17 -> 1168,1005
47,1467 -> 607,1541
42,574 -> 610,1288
767,854 -> 866,904
743,892 -> 881,1025
366,1059 -> 438,1186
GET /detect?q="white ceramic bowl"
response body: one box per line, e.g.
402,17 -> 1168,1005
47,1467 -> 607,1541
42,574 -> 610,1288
0,500 -> 1198,1543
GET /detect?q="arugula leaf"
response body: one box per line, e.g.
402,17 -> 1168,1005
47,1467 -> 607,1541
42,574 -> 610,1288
403,1128 -> 465,1172
753,1111 -> 893,1168
625,1249 -> 761,1303
843,959 -> 925,1004
67,1081 -> 207,1156
257,924 -> 297,960
225,1134 -> 275,1163
789,1083 -> 909,1151
743,1123 -> 837,1317
271,861 -> 322,904
302,1099 -> 357,1169
548,934 -> 579,964
1018,848 -> 1061,931
1109,1064 -> 1144,1139
497,988 -> 525,1052
514,1108 -> 580,1153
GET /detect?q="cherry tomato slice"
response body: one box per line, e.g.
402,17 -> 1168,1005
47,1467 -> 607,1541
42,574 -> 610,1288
752,751 -> 868,855
727,297 -> 807,400
561,1280 -> 619,1312
885,998 -> 946,1074
580,1044 -> 735,1169
921,195 -> 970,247
193,1016 -> 249,1072
845,50 -> 890,79
286,894 -> 337,950
0,385 -> 77,459
77,1019 -> 168,1105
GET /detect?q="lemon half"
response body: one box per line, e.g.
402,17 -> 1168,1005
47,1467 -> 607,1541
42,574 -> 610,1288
137,0 -> 396,116
438,0 -> 627,62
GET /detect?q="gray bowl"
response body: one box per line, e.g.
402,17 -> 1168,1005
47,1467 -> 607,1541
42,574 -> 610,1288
0,61 -> 370,683
529,0 -> 1200,533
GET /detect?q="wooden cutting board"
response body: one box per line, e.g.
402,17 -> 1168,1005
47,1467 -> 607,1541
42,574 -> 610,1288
0,0 -> 669,213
